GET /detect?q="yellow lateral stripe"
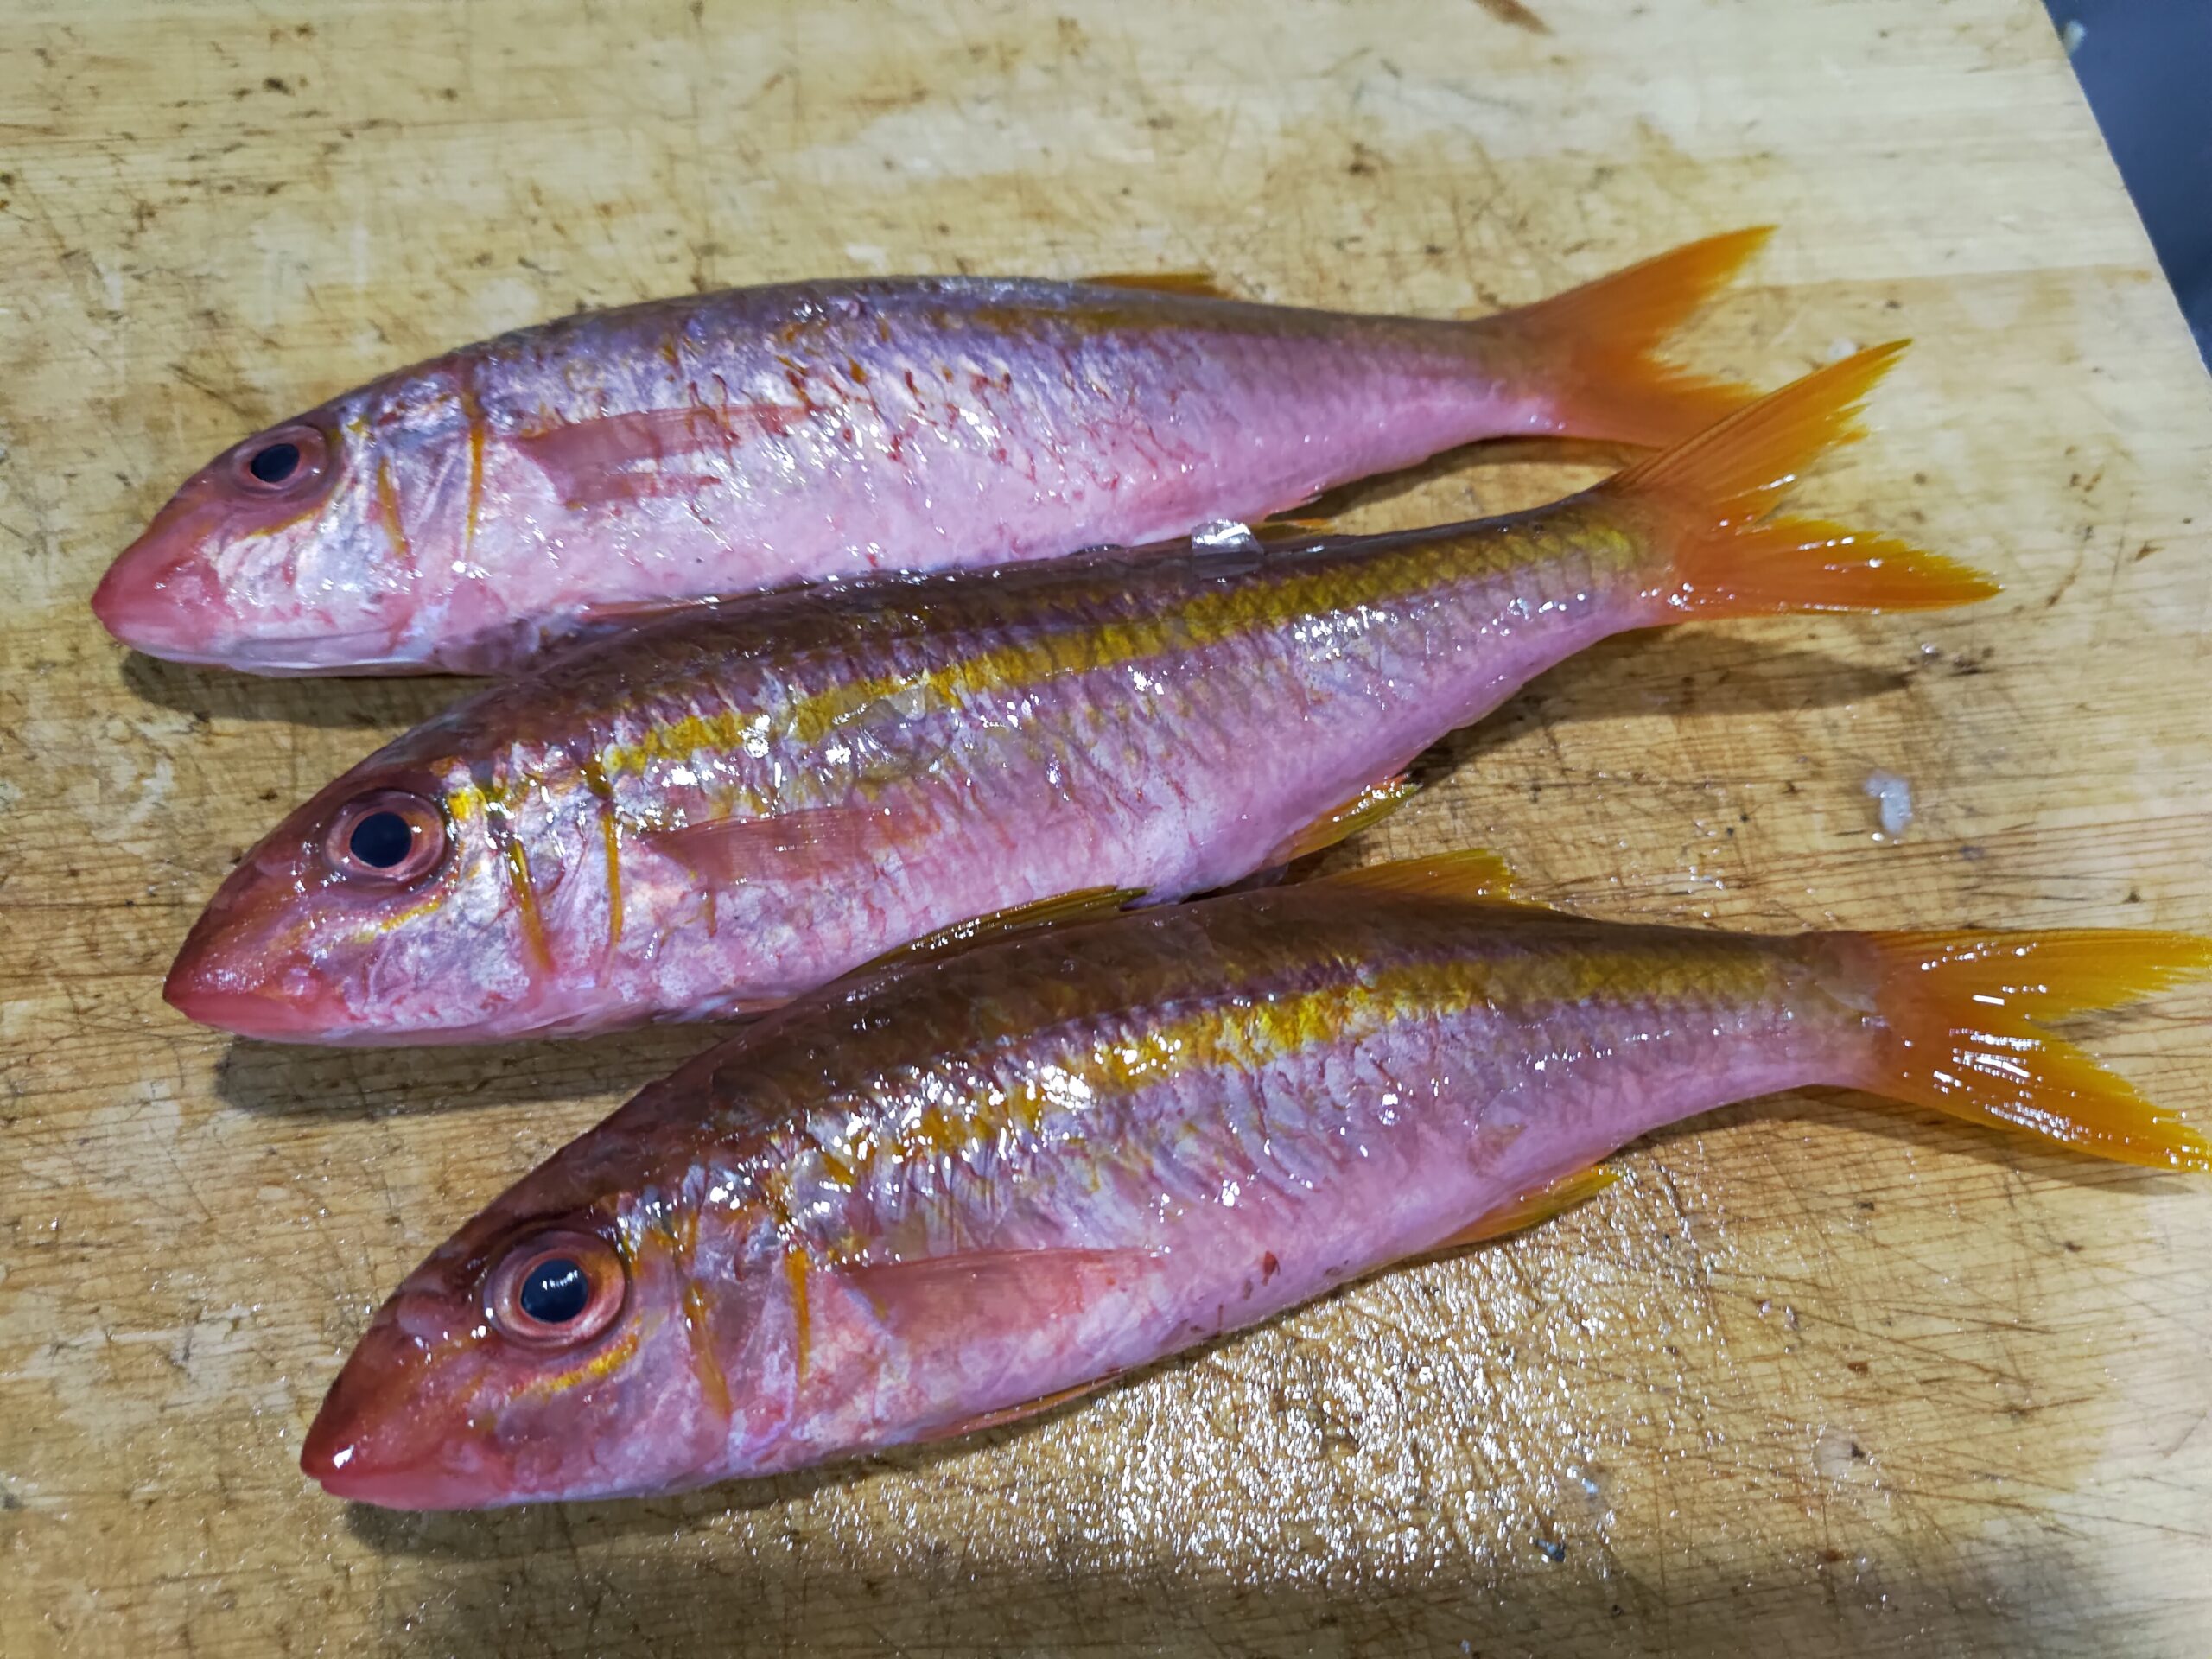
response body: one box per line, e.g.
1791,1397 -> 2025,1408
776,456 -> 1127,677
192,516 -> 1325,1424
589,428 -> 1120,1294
594,506 -> 1643,784
813,942 -> 1774,1196
783,1249 -> 811,1382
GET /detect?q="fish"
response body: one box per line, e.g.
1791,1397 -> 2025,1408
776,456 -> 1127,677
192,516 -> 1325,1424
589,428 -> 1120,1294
296,851 -> 2212,1508
164,344 -> 1998,1044
93,230 -> 1773,676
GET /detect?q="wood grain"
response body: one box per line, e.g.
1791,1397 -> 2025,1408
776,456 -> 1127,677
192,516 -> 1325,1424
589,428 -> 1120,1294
4,1 -> 2210,1654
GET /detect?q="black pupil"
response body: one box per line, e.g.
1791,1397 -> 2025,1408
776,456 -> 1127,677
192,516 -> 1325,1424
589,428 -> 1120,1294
248,441 -> 301,484
347,810 -> 415,869
518,1258 -> 591,1325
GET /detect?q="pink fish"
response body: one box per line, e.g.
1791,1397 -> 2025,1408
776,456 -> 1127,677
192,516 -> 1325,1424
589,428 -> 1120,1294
165,346 -> 1996,1044
298,852 -> 2212,1507
95,231 -> 1770,675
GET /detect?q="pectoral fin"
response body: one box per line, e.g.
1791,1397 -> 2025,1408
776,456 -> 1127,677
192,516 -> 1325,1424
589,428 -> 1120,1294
641,805 -> 874,886
1083,270 -> 1235,300
915,1376 -> 1116,1444
837,1248 -> 1161,1343
1319,847 -> 1523,904
516,403 -> 810,507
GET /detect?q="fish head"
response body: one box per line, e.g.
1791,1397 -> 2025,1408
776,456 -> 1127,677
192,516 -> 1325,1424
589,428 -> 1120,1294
92,362 -> 483,672
164,731 -> 582,1042
301,1167 -> 752,1508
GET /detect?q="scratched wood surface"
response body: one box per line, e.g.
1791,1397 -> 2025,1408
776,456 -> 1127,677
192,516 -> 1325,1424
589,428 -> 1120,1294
5,0 -> 2212,1653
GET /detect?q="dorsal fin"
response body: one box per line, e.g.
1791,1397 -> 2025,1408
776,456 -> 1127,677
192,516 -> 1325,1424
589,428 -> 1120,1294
1082,270 -> 1236,301
1318,848 -> 1525,904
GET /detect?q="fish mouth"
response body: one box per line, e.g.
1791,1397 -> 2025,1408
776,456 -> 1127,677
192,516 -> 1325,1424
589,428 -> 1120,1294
302,1414 -> 507,1510
162,966 -> 348,1044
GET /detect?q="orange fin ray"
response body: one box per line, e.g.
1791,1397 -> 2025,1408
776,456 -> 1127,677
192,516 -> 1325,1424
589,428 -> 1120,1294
1482,226 -> 1772,448
1607,343 -> 2000,618
1845,928 -> 2212,1171
1265,775 -> 1421,866
1433,1164 -> 1623,1250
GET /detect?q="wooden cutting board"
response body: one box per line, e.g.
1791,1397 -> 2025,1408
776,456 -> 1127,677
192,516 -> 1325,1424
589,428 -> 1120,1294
5,1 -> 2209,1653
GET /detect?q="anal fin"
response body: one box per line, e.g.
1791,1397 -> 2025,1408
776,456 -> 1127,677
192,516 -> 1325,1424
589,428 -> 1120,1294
1433,1164 -> 1621,1250
1265,775 -> 1420,866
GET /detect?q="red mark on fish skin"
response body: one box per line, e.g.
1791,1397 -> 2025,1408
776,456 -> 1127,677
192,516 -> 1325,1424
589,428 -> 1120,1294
1261,1251 -> 1280,1281
516,403 -> 813,508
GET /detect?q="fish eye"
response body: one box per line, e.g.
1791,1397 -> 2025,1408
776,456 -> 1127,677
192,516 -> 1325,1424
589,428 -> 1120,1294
249,442 -> 300,484
323,789 -> 448,885
231,423 -> 329,497
486,1230 -> 626,1349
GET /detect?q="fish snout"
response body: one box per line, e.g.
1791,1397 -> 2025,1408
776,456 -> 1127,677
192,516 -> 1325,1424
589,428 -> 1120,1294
302,1317 -> 510,1510
163,882 -> 353,1044
91,523 -> 227,662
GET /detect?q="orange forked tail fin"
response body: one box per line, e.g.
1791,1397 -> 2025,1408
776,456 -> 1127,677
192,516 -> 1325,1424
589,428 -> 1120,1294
1605,342 -> 1999,618
1482,226 -> 1772,447
1844,928 -> 2212,1170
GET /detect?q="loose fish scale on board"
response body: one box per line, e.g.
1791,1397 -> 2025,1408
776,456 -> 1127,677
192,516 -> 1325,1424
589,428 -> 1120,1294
11,0 -> 2212,1651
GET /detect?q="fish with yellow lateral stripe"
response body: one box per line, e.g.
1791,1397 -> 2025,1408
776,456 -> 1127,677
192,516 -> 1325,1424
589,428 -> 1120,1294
168,347 -> 1993,1043
300,853 -> 2209,1507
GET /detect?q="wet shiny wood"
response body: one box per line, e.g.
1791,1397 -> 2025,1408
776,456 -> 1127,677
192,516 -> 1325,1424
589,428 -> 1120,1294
3,0 -> 2209,1653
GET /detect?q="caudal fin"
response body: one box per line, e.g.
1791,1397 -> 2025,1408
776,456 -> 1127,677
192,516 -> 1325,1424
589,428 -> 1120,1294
1484,227 -> 1771,447
1604,342 -> 2000,617
1843,929 -> 2212,1170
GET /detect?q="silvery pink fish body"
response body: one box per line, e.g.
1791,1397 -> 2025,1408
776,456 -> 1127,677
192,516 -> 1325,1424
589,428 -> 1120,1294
298,861 -> 2212,1508
164,349 -> 1993,1044
93,233 -> 1770,675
